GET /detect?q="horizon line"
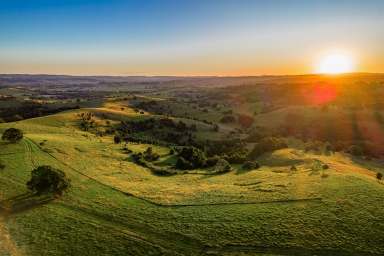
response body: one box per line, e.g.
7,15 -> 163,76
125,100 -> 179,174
0,72 -> 382,78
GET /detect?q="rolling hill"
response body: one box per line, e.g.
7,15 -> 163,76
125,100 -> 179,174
0,104 -> 383,256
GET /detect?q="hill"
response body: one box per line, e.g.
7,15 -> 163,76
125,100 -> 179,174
0,103 -> 383,256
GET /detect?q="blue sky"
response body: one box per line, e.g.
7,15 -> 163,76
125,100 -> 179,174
0,0 -> 383,75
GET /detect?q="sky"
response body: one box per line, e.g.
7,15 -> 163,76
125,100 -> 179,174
0,0 -> 383,76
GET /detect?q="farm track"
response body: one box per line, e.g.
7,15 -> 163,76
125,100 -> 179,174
0,151 -> 25,156
0,217 -> 23,256
23,139 -> 37,168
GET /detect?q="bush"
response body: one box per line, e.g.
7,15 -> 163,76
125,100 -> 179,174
211,159 -> 232,174
26,166 -> 70,195
242,161 -> 260,170
322,164 -> 329,170
248,137 -> 287,159
377,172 -> 383,181
220,115 -> 236,123
225,152 -> 247,164
132,152 -> 145,165
348,145 -> 364,156
206,156 -> 220,167
143,147 -> 160,161
78,112 -> 95,131
150,166 -> 175,176
175,146 -> 207,170
175,157 -> 194,170
2,128 -> 23,143
114,134 -> 122,144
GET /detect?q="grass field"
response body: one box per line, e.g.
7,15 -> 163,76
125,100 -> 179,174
0,105 -> 384,256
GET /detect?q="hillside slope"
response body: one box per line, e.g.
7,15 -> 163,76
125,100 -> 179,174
0,107 -> 383,256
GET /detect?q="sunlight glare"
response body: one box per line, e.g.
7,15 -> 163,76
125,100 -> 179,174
316,52 -> 355,74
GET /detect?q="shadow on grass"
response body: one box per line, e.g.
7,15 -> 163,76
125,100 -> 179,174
0,192 -> 55,216
235,167 -> 254,175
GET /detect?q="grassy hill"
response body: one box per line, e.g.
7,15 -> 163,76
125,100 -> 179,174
0,105 -> 383,256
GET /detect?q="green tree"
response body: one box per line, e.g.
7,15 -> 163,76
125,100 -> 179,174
175,146 -> 207,170
114,134 -> 122,144
27,166 -> 70,195
377,172 -> 383,182
2,128 -> 23,143
212,158 -> 232,174
243,161 -> 260,170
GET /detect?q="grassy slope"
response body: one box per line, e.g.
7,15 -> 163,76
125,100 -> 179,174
0,107 -> 383,256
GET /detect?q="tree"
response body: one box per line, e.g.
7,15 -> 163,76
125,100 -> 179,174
27,166 -> 70,195
220,115 -> 236,123
211,158 -> 232,174
243,161 -> 260,170
348,145 -> 364,156
175,146 -> 207,170
377,172 -> 383,182
0,161 -> 5,170
143,147 -> 160,161
248,137 -> 287,159
2,128 -> 23,143
114,134 -> 122,144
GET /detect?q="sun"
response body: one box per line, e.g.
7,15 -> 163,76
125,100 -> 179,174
316,52 -> 355,74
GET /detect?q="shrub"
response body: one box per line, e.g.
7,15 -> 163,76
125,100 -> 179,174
2,128 -> 23,143
114,134 -> 122,144
211,159 -> 232,174
324,143 -> 333,153
225,152 -> 247,164
150,166 -> 175,176
220,115 -> 236,123
175,146 -> 207,170
377,172 -> 383,181
322,164 -> 329,170
348,145 -> 364,156
290,165 -> 298,172
206,156 -> 220,167
78,112 -> 95,131
143,147 -> 160,161
122,145 -> 132,154
131,152 -> 147,166
242,161 -> 260,170
248,137 -> 287,159
26,166 -> 70,195
175,157 -> 194,170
